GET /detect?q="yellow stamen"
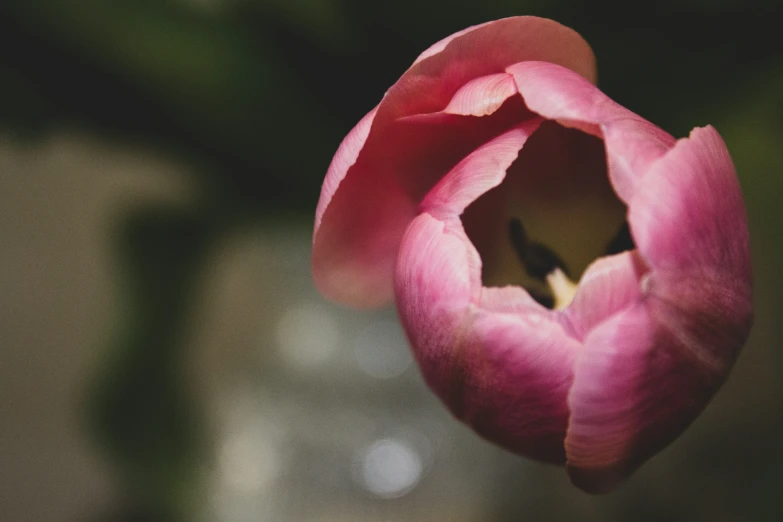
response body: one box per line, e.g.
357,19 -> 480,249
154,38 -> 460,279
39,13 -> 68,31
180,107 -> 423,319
546,268 -> 578,310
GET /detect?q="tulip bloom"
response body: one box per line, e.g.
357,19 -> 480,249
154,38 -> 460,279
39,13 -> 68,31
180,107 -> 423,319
312,17 -> 752,493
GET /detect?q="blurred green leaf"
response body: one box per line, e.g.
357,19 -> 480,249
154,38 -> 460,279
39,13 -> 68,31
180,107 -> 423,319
89,207 -> 216,521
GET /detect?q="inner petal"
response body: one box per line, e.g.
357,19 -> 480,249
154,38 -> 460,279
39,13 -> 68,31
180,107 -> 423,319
462,120 -> 629,308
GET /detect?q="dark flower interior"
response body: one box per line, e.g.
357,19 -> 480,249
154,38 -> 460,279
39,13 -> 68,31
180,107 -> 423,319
462,120 -> 634,308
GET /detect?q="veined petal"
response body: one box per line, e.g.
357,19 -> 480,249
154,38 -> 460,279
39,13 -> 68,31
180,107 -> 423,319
507,61 -> 676,201
565,291 -> 746,493
394,214 -> 482,392
312,174 -> 416,308
479,285 -> 544,315
630,125 -> 752,382
563,250 -> 647,340
565,127 -> 752,493
314,18 -> 597,308
313,105 -> 529,307
443,73 -> 520,117
630,126 -> 751,278
566,303 -> 695,493
459,309 -> 579,463
410,17 -> 596,104
314,106 -> 378,233
421,119 -> 542,217
396,213 -> 579,463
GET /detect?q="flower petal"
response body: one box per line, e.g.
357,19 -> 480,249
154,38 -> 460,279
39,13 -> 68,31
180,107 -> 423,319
565,303 -> 699,493
630,125 -> 752,384
312,105 -> 529,307
565,127 -> 753,494
314,18 -> 597,308
420,119 -> 542,217
312,173 -> 416,308
314,106 -> 378,233
396,213 -> 578,463
630,126 -> 751,278
410,17 -> 596,107
479,285 -> 544,315
506,61 -> 676,201
460,308 -> 579,463
563,250 -> 647,340
443,73 -> 520,117
394,214 -> 482,393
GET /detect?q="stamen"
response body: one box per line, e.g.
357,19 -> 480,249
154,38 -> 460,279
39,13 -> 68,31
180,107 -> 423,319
605,221 -> 635,255
508,217 -> 529,267
508,218 -> 577,310
546,268 -> 579,310
526,241 -> 570,280
508,218 -> 570,281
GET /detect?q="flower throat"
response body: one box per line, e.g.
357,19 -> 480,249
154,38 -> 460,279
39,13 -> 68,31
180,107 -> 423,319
462,121 -> 634,309
508,217 -> 634,309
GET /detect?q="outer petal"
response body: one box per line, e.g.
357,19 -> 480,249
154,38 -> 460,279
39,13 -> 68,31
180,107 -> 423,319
396,17 -> 596,120
565,126 -> 753,493
507,61 -> 677,202
396,213 -> 579,464
314,18 -> 597,307
633,126 -> 752,383
312,107 -> 528,307
314,107 -> 378,233
565,304 -> 699,493
630,126 -> 751,279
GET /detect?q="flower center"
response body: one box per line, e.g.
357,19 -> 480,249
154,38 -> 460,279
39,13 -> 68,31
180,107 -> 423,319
462,120 -> 633,309
508,217 -> 579,309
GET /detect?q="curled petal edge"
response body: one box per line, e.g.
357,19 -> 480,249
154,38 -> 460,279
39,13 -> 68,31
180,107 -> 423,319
314,18 -> 597,308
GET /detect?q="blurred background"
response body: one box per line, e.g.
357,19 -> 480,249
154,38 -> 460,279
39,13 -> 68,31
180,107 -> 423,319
1,1 -> 782,521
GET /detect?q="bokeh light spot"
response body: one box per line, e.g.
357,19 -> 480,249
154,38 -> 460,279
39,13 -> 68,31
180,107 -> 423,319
358,438 -> 423,499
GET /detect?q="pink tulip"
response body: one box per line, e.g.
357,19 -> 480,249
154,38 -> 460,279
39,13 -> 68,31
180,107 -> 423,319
312,17 -> 753,493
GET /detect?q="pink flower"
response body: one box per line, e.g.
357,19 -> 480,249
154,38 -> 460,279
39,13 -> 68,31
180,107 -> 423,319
312,17 -> 752,493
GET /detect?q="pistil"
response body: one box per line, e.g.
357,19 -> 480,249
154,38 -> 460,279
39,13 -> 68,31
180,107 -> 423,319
546,268 -> 578,309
